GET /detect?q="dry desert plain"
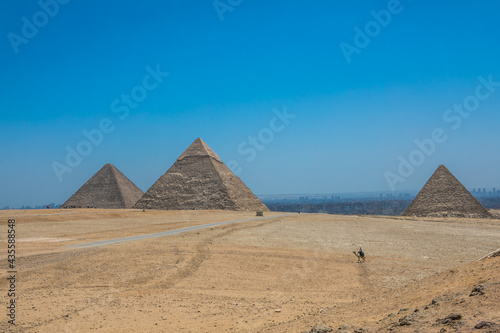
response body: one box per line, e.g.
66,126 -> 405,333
1,209 -> 500,332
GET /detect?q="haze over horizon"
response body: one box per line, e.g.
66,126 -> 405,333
1,0 -> 500,208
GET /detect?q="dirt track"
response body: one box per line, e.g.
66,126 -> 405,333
0,209 -> 499,332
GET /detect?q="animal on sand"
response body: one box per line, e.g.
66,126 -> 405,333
353,247 -> 365,263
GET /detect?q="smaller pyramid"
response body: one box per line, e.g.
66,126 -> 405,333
63,164 -> 143,209
133,138 -> 269,211
402,165 -> 492,218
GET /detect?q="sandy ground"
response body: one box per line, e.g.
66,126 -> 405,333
0,209 -> 499,332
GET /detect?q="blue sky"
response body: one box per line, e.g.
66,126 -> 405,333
1,0 -> 500,207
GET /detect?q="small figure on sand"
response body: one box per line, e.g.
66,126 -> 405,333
353,247 -> 365,263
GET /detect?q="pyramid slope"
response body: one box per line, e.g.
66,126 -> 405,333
133,138 -> 269,211
63,164 -> 144,209
402,165 -> 492,218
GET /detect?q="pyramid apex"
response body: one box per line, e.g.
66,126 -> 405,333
177,138 -> 222,162
434,164 -> 449,173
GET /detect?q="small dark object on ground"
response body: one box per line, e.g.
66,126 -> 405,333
470,284 -> 485,296
307,324 -> 333,333
399,315 -> 414,326
474,321 -> 498,329
438,313 -> 462,325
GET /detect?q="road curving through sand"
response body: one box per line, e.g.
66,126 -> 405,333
67,213 -> 297,248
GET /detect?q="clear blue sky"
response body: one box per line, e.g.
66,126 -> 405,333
1,0 -> 500,207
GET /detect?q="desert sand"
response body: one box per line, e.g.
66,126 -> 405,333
1,209 -> 499,332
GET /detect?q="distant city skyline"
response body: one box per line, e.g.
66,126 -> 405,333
1,1 -> 500,208
7,187 -> 500,210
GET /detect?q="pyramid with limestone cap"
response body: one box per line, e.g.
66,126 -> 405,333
402,165 -> 492,218
133,138 -> 269,211
63,163 -> 144,209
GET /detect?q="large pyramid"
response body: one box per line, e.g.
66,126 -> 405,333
133,138 -> 269,211
402,165 -> 492,218
63,164 -> 144,209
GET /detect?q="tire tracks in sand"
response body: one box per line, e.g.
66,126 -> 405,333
18,216 -> 284,331
161,217 -> 284,289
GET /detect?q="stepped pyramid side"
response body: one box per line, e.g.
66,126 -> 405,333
111,166 -> 146,208
63,164 -> 144,209
210,159 -> 269,211
133,138 -> 269,211
402,165 -> 492,218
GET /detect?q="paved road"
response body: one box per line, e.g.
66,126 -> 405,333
68,214 -> 296,249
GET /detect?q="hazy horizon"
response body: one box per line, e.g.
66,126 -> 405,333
2,1 -> 500,208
